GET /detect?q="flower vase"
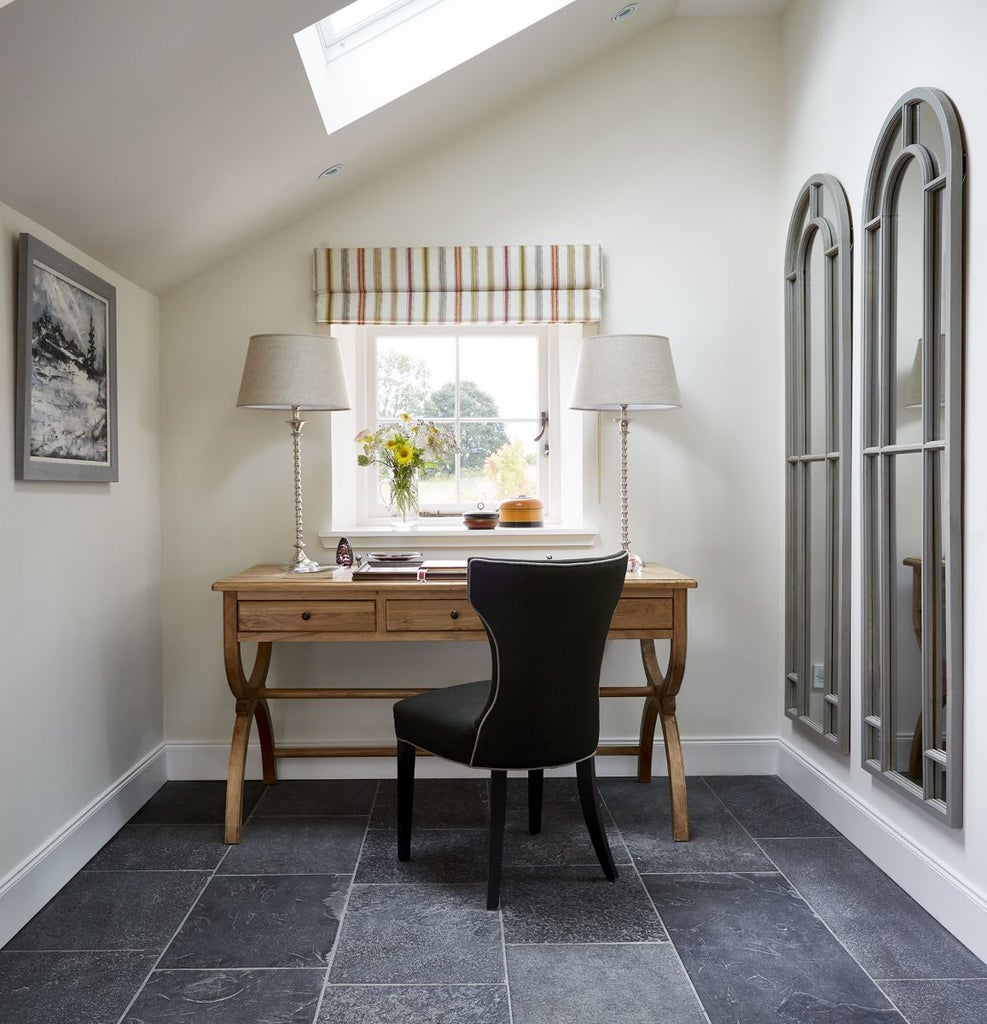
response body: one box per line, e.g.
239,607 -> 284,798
386,468 -> 419,529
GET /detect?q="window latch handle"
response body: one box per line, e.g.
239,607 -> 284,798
533,411 -> 549,456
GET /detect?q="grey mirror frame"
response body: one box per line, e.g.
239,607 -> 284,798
860,87 -> 965,827
784,174 -> 853,752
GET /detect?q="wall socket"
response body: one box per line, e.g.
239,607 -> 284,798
811,663 -> 825,691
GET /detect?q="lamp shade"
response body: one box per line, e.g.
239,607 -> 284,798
902,335 -> 945,409
237,334 -> 350,411
569,334 -> 681,410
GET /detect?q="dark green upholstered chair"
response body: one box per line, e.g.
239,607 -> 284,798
393,551 -> 628,909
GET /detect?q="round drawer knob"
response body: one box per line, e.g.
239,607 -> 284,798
450,610 -> 460,620
301,611 -> 312,621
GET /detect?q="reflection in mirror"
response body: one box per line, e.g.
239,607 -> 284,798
892,453 -> 923,780
784,175 -> 851,751
860,88 -> 964,827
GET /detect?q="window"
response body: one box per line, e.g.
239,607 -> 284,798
368,327 -> 550,514
328,323 -> 590,539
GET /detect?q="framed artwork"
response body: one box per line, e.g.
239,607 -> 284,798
15,234 -> 118,481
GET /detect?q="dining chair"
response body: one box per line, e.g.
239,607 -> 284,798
393,551 -> 628,909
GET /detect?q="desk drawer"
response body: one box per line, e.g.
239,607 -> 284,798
611,597 -> 673,631
239,600 -> 377,633
385,599 -> 484,633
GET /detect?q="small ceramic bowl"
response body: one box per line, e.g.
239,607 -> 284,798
463,511 -> 500,530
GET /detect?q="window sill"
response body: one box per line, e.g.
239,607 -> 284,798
319,525 -> 598,550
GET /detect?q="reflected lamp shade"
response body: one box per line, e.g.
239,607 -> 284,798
902,335 -> 945,410
237,334 -> 350,411
569,334 -> 681,411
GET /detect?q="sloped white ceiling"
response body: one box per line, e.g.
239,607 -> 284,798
0,0 -> 784,293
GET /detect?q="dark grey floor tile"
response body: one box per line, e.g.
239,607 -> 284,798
130,780 -> 265,824
160,874 -> 349,969
357,828 -> 488,883
124,969 -> 324,1023
84,823 -> 227,871
762,838 -> 987,980
646,872 -> 903,1023
253,779 -> 378,817
6,871 -> 210,951
601,778 -> 773,871
507,943 -> 707,1024
218,817 -> 366,874
504,776 -> 616,829
704,775 -> 840,838
501,866 -> 667,943
503,817 -> 631,868
616,803 -> 774,873
318,984 -> 510,1023
598,775 -> 699,825
370,779 -> 489,827
0,950 -> 155,1024
881,979 -> 987,1023
330,884 -> 504,984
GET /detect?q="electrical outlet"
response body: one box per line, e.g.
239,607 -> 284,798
811,663 -> 825,691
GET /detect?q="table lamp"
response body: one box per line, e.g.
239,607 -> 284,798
237,334 -> 350,573
570,334 -> 681,572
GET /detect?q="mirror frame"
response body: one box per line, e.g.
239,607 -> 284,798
784,174 -> 853,752
860,87 -> 965,826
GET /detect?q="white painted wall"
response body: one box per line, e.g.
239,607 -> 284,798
779,0 -> 987,929
0,202 -> 163,938
159,16 -> 783,765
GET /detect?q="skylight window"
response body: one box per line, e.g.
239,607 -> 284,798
295,0 -> 577,137
317,0 -> 445,64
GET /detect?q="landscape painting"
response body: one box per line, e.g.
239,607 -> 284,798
15,234 -> 118,481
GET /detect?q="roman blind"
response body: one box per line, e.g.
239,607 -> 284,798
313,244 -> 602,324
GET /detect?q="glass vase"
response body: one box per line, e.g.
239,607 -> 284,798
385,468 -> 419,528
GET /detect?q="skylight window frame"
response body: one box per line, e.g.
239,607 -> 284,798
317,0 -> 446,64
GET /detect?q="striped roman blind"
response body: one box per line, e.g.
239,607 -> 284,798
313,244 -> 602,324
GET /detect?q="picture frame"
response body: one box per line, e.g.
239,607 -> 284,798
15,233 -> 118,482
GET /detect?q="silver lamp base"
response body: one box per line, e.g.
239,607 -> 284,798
284,554 -> 336,574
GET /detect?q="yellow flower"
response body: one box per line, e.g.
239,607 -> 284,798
393,444 -> 414,465
385,437 -> 399,449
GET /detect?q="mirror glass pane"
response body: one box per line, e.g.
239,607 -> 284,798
931,449 -> 947,754
806,231 -> 828,455
893,158 -> 925,446
806,459 -> 828,726
919,104 -> 945,174
891,451 -> 924,782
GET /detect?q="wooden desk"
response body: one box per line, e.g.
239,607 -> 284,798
212,563 -> 698,844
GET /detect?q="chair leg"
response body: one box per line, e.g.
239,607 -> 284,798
576,757 -> 618,882
397,740 -> 416,862
488,770 -> 508,910
527,769 -> 543,834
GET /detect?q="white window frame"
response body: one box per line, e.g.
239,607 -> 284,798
325,322 -> 595,548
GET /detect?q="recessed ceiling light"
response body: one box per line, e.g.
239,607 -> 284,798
612,3 -> 637,22
318,164 -> 344,180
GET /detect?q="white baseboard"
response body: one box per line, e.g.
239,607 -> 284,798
165,735 -> 779,780
0,745 -> 167,949
777,738 -> 987,964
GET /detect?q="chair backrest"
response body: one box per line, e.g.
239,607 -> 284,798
466,551 -> 628,769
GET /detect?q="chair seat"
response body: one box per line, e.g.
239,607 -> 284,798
394,679 -> 490,765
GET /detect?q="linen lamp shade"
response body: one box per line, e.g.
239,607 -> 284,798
570,334 -> 681,411
237,334 -> 350,411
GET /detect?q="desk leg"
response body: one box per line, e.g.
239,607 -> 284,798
222,593 -> 275,843
639,591 -> 690,842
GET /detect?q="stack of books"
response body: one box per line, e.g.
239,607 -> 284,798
353,555 -> 468,581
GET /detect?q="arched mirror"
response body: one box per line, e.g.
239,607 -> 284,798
784,175 -> 852,751
861,88 -> 965,826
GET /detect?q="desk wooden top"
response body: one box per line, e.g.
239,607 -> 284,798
213,563 -> 698,594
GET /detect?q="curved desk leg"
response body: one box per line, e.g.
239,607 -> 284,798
222,593 -> 275,843
639,590 -> 690,842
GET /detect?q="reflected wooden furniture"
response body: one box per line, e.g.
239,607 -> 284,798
212,563 -> 698,844
904,555 -> 946,780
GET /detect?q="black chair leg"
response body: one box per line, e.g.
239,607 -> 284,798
576,757 -> 617,882
488,770 -> 508,910
527,769 -> 543,834
397,740 -> 416,861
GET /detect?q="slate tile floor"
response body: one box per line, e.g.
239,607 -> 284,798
2,776 -> 985,1023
